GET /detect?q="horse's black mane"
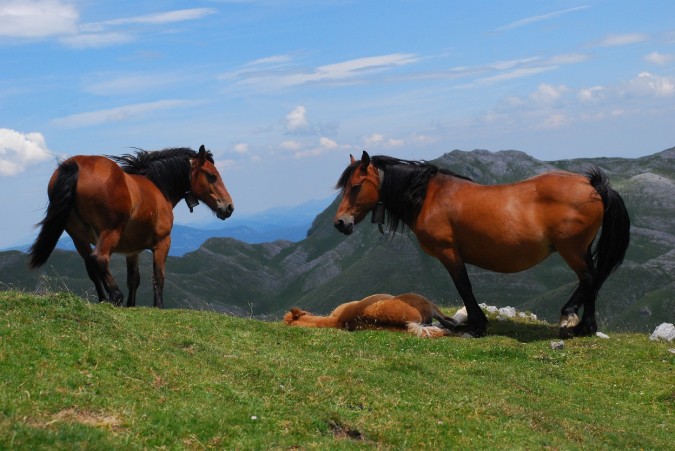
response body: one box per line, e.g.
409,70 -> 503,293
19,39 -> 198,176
336,155 -> 471,233
109,147 -> 214,202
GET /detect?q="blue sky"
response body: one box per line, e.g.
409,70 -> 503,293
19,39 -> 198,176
1,0 -> 674,249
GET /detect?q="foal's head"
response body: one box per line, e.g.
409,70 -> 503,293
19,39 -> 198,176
190,145 -> 234,220
334,151 -> 381,235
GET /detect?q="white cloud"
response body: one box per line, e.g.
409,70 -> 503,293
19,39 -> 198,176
52,99 -> 192,127
83,72 -> 185,96
88,8 -> 216,27
595,33 -> 648,47
292,137 -> 349,159
59,32 -> 133,49
0,128 -> 52,176
362,133 -> 404,148
285,106 -> 309,132
280,140 -> 301,151
495,6 -> 590,32
0,0 -> 78,38
530,84 -> 569,104
627,72 -> 675,97
233,143 -> 249,154
578,86 -> 606,102
644,52 -> 674,65
228,53 -> 419,90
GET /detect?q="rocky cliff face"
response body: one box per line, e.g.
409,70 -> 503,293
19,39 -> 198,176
2,148 -> 673,332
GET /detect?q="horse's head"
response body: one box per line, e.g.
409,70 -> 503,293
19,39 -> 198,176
284,307 -> 308,325
189,145 -> 234,220
334,151 -> 381,235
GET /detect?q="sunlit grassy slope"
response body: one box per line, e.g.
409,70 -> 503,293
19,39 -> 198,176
0,291 -> 673,449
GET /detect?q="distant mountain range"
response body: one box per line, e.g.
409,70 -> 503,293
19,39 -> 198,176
1,148 -> 673,332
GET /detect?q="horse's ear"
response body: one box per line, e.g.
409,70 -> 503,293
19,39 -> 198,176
290,307 -> 306,320
360,150 -> 370,173
197,145 -> 207,166
350,154 -> 356,164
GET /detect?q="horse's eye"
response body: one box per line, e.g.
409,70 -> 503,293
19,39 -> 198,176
351,184 -> 361,193
205,172 -> 217,183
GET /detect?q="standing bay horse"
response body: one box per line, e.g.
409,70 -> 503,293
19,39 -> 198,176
334,151 -> 630,338
29,146 -> 233,308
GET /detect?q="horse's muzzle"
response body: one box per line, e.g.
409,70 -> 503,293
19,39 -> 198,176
217,203 -> 234,220
334,218 -> 354,235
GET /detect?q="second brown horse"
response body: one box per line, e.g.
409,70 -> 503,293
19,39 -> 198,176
29,145 -> 233,308
334,151 -> 630,338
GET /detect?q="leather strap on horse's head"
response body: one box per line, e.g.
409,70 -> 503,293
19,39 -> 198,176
184,191 -> 199,213
370,168 -> 385,234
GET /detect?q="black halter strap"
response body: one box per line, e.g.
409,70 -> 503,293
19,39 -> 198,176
370,168 -> 385,234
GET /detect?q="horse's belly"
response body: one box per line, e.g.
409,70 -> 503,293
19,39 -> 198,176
461,240 -> 553,273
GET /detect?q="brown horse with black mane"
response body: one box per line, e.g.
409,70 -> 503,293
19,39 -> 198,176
29,145 -> 233,308
284,293 -> 457,338
334,151 -> 630,338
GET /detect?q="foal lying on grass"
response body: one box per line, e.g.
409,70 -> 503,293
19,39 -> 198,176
284,293 -> 458,338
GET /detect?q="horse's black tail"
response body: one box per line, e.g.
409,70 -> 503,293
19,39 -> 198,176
28,160 -> 79,269
587,166 -> 630,288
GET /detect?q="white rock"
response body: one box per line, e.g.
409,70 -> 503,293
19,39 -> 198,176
649,323 -> 675,342
550,340 -> 565,350
451,306 -> 468,325
596,332 -> 610,339
498,306 -> 517,318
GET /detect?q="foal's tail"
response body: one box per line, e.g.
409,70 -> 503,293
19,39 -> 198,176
587,166 -> 631,287
405,322 -> 452,338
28,160 -> 79,269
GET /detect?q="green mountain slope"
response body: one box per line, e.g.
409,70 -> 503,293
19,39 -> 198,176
1,292 -> 673,449
1,148 -> 673,332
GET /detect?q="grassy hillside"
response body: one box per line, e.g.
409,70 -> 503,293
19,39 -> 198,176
1,291 -> 673,449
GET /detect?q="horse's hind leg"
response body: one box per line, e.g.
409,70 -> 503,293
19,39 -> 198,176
91,230 -> 125,306
558,246 -> 598,338
72,237 -> 107,302
126,254 -> 140,307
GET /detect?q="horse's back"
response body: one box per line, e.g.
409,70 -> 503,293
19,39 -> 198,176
419,170 -> 604,272
55,155 -> 172,252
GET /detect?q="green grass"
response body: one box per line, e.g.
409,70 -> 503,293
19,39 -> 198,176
1,291 -> 673,449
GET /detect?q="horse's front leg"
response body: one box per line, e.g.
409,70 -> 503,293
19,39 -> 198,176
151,238 -> 171,308
439,251 -> 488,337
126,254 -> 140,307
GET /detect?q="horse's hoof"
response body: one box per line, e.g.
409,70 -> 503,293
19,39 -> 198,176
559,327 -> 575,339
573,322 -> 597,337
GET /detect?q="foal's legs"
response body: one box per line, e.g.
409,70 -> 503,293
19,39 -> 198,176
126,253 -> 140,307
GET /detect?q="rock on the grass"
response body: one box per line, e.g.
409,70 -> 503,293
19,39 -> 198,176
649,323 -> 675,342
498,306 -> 517,318
550,340 -> 565,350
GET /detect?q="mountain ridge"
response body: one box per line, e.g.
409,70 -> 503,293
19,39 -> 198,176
1,147 -> 673,332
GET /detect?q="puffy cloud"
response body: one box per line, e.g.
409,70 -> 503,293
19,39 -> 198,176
362,133 -> 404,148
627,72 -> 675,97
232,143 -> 249,154
529,84 -> 569,104
0,0 -> 78,38
644,52 -> 674,65
0,129 -> 52,176
578,86 -> 607,102
285,106 -> 309,132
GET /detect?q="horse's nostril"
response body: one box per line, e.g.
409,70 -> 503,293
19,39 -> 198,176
227,204 -> 234,213
335,219 -> 344,228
